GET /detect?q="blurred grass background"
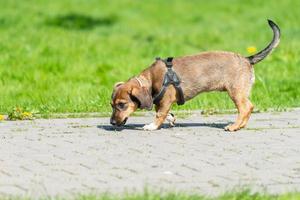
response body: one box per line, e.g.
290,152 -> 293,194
0,0 -> 299,114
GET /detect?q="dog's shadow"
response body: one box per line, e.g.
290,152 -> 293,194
98,122 -> 230,132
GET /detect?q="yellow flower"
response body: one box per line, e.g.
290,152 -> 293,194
247,46 -> 257,54
22,112 -> 33,119
0,115 -> 5,121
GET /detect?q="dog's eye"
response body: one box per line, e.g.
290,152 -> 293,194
117,102 -> 126,109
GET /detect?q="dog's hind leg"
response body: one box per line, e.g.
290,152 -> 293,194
239,99 -> 254,128
225,89 -> 254,132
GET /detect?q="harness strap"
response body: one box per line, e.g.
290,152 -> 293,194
153,57 -> 185,105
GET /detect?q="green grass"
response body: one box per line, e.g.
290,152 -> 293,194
4,190 -> 300,200
0,0 -> 300,115
78,191 -> 300,200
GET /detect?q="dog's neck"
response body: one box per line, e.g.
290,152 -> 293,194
135,71 -> 152,88
134,76 -> 144,87
134,72 -> 153,95
134,76 -> 149,90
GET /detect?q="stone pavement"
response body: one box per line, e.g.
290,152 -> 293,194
0,109 -> 300,198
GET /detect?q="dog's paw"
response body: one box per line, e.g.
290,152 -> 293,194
143,123 -> 159,131
166,113 -> 176,127
224,124 -> 240,132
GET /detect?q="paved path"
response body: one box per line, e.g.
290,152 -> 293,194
0,110 -> 300,198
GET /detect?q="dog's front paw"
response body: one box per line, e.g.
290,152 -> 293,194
166,113 -> 176,127
143,123 -> 159,131
224,124 -> 240,132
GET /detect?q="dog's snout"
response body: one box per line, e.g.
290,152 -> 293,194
110,118 -> 116,125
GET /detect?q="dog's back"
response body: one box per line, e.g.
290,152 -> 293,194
166,52 -> 253,100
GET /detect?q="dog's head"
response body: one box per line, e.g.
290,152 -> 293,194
110,80 -> 153,126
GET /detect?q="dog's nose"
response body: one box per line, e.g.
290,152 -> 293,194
110,118 -> 116,125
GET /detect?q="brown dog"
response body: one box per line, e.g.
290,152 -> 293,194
110,20 -> 280,131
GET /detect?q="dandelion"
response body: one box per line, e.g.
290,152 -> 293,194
21,112 -> 33,119
247,46 -> 257,54
8,107 -> 35,120
0,114 -> 5,121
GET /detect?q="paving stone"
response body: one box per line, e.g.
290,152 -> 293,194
0,109 -> 300,198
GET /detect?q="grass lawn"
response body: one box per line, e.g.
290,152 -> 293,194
5,191 -> 300,200
0,0 -> 299,115
78,191 -> 300,200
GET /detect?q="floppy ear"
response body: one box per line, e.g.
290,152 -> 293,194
114,82 -> 124,89
111,82 -> 124,99
131,87 -> 153,110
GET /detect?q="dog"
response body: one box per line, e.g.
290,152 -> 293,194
110,20 -> 280,131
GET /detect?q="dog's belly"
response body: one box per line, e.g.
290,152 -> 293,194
181,80 -> 226,101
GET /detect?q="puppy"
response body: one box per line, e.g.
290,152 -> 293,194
110,20 -> 280,131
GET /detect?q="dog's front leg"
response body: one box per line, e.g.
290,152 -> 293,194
143,103 -> 172,131
166,113 -> 176,127
143,88 -> 176,131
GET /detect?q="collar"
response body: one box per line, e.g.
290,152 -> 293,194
134,76 -> 144,87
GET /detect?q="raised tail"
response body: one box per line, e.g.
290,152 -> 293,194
247,19 -> 280,65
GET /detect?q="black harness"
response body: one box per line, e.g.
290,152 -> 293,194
153,57 -> 185,105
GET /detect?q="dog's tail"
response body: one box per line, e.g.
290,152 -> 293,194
246,19 -> 280,65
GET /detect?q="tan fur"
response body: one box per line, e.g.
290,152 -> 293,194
110,51 -> 257,131
110,19 -> 281,131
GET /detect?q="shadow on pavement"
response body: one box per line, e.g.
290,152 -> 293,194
98,122 -> 230,131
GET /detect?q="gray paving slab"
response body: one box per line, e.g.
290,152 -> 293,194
0,109 -> 300,198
